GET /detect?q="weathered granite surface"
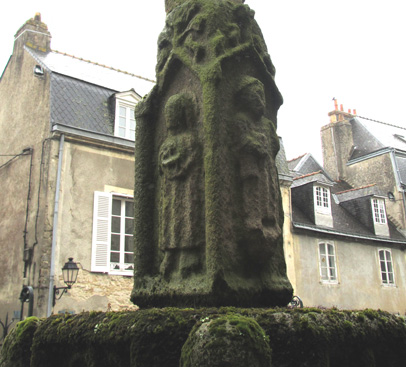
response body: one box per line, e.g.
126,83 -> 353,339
131,0 -> 292,308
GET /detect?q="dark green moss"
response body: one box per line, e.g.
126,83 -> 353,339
1,309 -> 406,367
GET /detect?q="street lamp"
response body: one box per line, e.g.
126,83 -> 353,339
53,258 -> 79,306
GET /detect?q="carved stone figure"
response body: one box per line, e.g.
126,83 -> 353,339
131,0 -> 293,308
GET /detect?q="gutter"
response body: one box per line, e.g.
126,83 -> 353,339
47,134 -> 64,317
292,221 -> 406,245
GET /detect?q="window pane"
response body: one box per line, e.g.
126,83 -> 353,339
319,244 -> 326,255
112,199 -> 121,215
388,273 -> 394,283
119,117 -> 126,128
382,272 -> 387,283
130,119 -> 136,130
111,234 -> 120,251
110,252 -> 120,263
380,261 -> 386,272
111,217 -> 121,233
119,127 -> 126,137
125,218 -> 134,234
125,201 -> 134,217
125,253 -> 134,263
379,250 -> 385,261
321,267 -> 328,280
119,106 -> 126,117
387,261 -> 393,273
125,236 -> 134,252
327,244 -> 334,255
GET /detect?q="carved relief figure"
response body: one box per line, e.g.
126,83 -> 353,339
158,93 -> 204,280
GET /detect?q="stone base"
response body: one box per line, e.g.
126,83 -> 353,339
2,308 -> 406,366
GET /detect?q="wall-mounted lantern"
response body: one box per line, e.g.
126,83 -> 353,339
53,258 -> 79,306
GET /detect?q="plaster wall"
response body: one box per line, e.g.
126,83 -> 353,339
0,45 -> 53,325
280,183 -> 296,292
51,139 -> 136,314
292,232 -> 406,313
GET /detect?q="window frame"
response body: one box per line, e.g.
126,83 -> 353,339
314,185 -> 331,215
372,198 -> 387,224
91,191 -> 134,276
378,248 -> 395,286
318,242 -> 338,284
113,91 -> 140,141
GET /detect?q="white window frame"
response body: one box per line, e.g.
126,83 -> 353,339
372,198 -> 387,224
114,91 -> 140,141
378,249 -> 395,286
314,185 -> 331,214
91,191 -> 134,276
318,242 -> 338,283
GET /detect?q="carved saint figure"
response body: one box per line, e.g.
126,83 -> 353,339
158,93 -> 204,280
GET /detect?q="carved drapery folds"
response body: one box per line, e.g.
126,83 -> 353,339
131,0 -> 292,307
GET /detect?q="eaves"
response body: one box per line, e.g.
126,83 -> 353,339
347,148 -> 392,166
292,221 -> 406,245
52,123 -> 134,153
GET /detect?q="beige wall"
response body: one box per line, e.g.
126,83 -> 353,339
291,232 -> 406,313
0,44 -> 53,322
51,138 -> 136,314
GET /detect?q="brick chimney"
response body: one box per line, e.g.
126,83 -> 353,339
13,13 -> 51,55
321,99 -> 356,181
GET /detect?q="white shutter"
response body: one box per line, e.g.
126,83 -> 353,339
91,191 -> 111,272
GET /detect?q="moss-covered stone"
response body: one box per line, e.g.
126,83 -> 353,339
132,0 -> 292,309
1,308 -> 406,366
180,314 -> 272,366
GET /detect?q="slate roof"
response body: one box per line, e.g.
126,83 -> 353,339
276,138 -> 292,181
349,117 -> 406,157
291,170 -> 406,244
27,47 -> 154,96
25,46 -> 155,138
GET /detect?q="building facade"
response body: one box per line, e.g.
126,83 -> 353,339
0,14 -> 154,327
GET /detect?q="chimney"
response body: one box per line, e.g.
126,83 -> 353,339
13,13 -> 51,55
321,99 -> 355,181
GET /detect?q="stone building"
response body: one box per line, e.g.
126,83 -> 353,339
0,14 -> 154,325
284,104 -> 406,313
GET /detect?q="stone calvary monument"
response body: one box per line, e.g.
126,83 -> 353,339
131,0 -> 293,308
3,2 -> 406,367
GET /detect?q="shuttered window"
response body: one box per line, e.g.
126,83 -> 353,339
91,192 -> 134,275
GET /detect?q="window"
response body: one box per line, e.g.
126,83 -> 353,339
314,186 -> 330,214
92,192 -> 134,275
319,243 -> 337,283
113,91 -> 140,141
116,104 -> 135,140
378,249 -> 395,285
372,198 -> 387,224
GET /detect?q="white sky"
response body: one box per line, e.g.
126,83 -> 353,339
1,1 -> 405,163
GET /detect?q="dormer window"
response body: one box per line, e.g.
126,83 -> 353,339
314,186 -> 331,214
114,90 -> 141,141
116,104 -> 135,140
372,198 -> 387,224
313,184 -> 333,227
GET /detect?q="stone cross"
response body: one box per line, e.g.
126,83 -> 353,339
131,0 -> 292,308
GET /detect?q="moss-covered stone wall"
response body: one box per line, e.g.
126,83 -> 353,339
2,308 -> 406,366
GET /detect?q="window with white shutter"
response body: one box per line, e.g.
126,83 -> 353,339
91,191 -> 134,275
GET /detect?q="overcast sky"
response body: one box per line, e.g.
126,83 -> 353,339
1,1 -> 405,162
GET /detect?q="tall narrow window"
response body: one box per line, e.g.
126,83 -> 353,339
314,186 -> 330,214
378,249 -> 395,285
319,242 -> 337,283
116,105 -> 136,140
92,192 -> 134,275
110,197 -> 134,272
372,199 -> 387,224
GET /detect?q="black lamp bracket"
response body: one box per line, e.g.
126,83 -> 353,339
53,285 -> 71,307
